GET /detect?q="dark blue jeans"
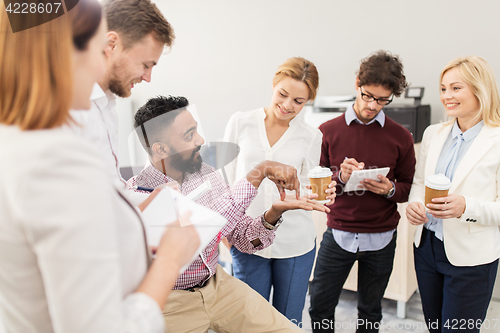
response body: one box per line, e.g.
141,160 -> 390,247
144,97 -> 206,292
414,227 -> 498,333
231,245 -> 316,324
309,228 -> 397,333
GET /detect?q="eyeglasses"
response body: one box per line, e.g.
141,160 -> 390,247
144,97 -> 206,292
360,87 -> 393,106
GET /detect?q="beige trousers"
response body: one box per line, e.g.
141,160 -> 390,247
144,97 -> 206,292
163,264 -> 305,333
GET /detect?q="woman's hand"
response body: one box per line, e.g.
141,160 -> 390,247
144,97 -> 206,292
136,211 -> 200,309
406,202 -> 427,225
426,194 -> 466,219
155,211 -> 200,271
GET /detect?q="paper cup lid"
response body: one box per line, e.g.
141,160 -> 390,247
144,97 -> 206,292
425,173 -> 451,190
308,166 -> 333,178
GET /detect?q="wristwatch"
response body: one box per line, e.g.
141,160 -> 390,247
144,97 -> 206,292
261,210 -> 283,230
385,184 -> 395,198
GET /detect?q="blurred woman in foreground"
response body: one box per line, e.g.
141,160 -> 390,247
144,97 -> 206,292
0,1 -> 199,332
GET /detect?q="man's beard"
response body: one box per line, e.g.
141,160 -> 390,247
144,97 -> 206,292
107,62 -> 131,98
168,146 -> 203,174
108,77 -> 130,98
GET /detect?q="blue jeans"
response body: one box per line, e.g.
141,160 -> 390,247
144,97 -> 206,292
414,227 -> 498,333
230,245 -> 316,324
309,228 -> 397,333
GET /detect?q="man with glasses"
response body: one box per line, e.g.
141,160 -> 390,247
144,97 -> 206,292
309,50 -> 416,333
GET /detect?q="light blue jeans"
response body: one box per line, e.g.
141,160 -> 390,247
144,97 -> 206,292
230,245 -> 316,324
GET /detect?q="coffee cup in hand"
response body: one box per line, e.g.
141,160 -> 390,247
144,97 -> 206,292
425,174 -> 452,206
308,166 -> 333,201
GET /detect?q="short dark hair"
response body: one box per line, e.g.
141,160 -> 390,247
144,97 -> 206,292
356,50 -> 408,97
134,95 -> 189,153
102,0 -> 174,49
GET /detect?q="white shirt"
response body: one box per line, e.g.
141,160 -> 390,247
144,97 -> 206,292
0,125 -> 163,333
224,108 -> 322,258
68,83 -> 148,207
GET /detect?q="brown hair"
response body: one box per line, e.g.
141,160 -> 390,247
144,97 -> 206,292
440,56 -> 500,127
0,0 -> 102,130
272,57 -> 319,101
72,0 -> 103,51
357,50 -> 408,97
102,0 -> 174,49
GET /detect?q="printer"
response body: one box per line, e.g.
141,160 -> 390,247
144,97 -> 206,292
303,88 -> 430,143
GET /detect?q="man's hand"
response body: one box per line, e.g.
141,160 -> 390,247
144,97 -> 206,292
361,175 -> 393,196
340,158 -> 365,183
137,181 -> 181,212
264,193 -> 331,224
426,194 -> 466,220
406,202 -> 427,225
246,161 -> 300,200
137,188 -> 162,212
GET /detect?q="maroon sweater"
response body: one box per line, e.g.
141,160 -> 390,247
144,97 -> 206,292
319,114 -> 416,233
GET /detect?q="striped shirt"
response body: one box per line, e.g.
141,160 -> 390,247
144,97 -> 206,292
127,163 -> 276,289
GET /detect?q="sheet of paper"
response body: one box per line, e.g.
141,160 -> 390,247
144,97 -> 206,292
141,187 -> 227,273
344,167 -> 390,192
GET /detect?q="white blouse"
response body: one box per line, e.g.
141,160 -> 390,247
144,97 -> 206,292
0,126 -> 163,333
224,108 -> 322,258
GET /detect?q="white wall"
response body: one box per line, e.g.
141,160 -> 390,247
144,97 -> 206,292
115,0 -> 500,296
121,0 -> 500,144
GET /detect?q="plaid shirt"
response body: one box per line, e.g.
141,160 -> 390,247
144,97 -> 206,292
127,163 -> 276,289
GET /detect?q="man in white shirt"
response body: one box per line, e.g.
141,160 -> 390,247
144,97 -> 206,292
69,0 -> 170,205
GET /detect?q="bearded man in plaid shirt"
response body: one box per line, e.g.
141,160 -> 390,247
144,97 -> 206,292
128,95 -> 331,333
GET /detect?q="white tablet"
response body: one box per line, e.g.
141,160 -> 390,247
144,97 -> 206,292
141,187 -> 226,273
344,167 -> 390,192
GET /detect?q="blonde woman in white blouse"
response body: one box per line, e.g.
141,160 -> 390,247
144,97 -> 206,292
224,57 -> 335,324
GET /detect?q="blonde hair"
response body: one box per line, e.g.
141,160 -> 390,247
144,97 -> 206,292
440,56 -> 500,127
0,3 -> 73,130
273,57 -> 319,101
